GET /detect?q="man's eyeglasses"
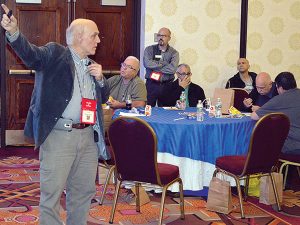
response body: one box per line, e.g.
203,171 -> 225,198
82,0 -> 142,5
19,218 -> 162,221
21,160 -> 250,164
177,72 -> 191,77
157,34 -> 170,38
121,62 -> 136,71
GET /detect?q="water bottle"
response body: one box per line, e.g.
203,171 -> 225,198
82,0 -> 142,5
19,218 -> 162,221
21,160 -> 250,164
125,94 -> 132,110
179,91 -> 186,110
205,98 -> 211,111
215,97 -> 222,118
196,100 -> 204,122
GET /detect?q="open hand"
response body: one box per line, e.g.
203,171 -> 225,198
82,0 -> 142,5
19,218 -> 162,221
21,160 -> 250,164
243,98 -> 253,108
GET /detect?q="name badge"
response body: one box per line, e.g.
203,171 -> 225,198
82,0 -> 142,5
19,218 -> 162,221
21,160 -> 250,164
155,54 -> 162,59
81,98 -> 97,124
150,71 -> 162,82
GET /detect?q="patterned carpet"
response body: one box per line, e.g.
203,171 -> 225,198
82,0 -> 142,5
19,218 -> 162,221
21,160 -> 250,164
0,154 -> 299,224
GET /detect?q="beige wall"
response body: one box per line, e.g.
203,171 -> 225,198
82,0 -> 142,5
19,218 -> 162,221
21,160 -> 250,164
142,0 -> 300,97
247,0 -> 300,83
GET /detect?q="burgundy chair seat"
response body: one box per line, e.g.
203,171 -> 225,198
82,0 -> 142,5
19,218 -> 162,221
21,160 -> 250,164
280,153 -> 300,163
158,163 -> 179,185
216,155 -> 247,175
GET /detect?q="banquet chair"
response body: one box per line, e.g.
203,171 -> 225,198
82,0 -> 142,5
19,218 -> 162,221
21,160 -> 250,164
230,88 -> 249,111
279,154 -> 300,189
107,116 -> 185,225
213,113 -> 290,218
98,146 -> 115,205
98,107 -> 116,205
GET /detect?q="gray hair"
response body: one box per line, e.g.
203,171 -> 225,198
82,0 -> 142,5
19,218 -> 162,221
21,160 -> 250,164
66,19 -> 88,46
177,63 -> 191,73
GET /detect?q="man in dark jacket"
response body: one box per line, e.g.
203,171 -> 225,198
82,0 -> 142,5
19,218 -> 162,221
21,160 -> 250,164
159,64 -> 206,107
225,58 -> 257,93
243,72 -> 278,112
1,4 -> 109,225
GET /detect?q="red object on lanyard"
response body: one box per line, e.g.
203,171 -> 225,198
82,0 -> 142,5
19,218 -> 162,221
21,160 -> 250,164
80,98 -> 97,124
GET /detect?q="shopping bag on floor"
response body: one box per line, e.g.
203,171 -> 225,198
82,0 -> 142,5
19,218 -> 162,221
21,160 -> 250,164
206,177 -> 233,214
125,187 -> 151,206
259,172 -> 283,205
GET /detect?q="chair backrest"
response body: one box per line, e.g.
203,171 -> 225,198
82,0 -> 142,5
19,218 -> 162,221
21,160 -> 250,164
230,88 -> 249,111
242,113 -> 290,175
212,88 -> 234,114
108,116 -> 162,185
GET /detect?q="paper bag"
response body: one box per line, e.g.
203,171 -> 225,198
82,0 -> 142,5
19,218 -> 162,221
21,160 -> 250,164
206,177 -> 233,214
102,107 -> 114,132
213,88 -> 234,114
259,173 -> 283,205
125,187 -> 151,206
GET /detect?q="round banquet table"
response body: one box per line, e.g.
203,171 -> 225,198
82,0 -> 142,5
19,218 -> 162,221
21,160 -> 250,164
113,107 -> 256,191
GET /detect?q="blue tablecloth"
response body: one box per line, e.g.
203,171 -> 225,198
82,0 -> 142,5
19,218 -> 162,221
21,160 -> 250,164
114,107 -> 256,165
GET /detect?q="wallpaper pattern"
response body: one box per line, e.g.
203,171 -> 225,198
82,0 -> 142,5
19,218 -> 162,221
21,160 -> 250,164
142,0 -> 300,97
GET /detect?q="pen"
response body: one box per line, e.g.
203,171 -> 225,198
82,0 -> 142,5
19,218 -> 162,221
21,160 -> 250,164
174,117 -> 185,121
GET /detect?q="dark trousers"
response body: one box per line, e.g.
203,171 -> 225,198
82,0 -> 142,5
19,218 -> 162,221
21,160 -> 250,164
146,79 -> 167,107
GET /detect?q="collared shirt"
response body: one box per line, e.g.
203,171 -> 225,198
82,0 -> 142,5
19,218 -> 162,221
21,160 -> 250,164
143,44 -> 179,82
61,47 -> 95,122
184,86 -> 190,107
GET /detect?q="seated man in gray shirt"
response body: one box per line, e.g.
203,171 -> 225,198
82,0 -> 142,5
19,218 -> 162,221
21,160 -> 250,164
107,56 -> 147,109
251,72 -> 300,155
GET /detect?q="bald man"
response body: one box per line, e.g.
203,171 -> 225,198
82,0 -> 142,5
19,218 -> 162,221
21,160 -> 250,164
107,56 -> 147,109
143,27 -> 179,106
1,4 -> 109,224
243,72 -> 278,112
225,58 -> 257,93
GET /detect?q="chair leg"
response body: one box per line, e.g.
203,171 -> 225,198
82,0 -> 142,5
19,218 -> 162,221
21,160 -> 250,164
178,178 -> 185,220
158,186 -> 168,225
283,165 -> 289,189
279,162 -> 288,190
135,183 -> 141,212
270,173 -> 281,212
213,168 -> 219,177
244,175 -> 250,201
109,179 -> 122,224
234,177 -> 245,218
99,165 -> 115,205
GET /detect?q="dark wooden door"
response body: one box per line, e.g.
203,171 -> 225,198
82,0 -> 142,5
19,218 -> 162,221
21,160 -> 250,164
4,0 -> 139,132
5,0 -> 68,130
75,0 -> 136,71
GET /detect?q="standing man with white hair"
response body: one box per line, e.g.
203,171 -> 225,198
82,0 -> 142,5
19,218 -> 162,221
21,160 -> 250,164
143,27 -> 179,107
1,4 -> 109,225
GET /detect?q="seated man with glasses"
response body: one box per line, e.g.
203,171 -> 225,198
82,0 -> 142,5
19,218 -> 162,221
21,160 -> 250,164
107,56 -> 147,109
159,63 -> 206,107
143,27 -> 179,107
243,72 -> 278,112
